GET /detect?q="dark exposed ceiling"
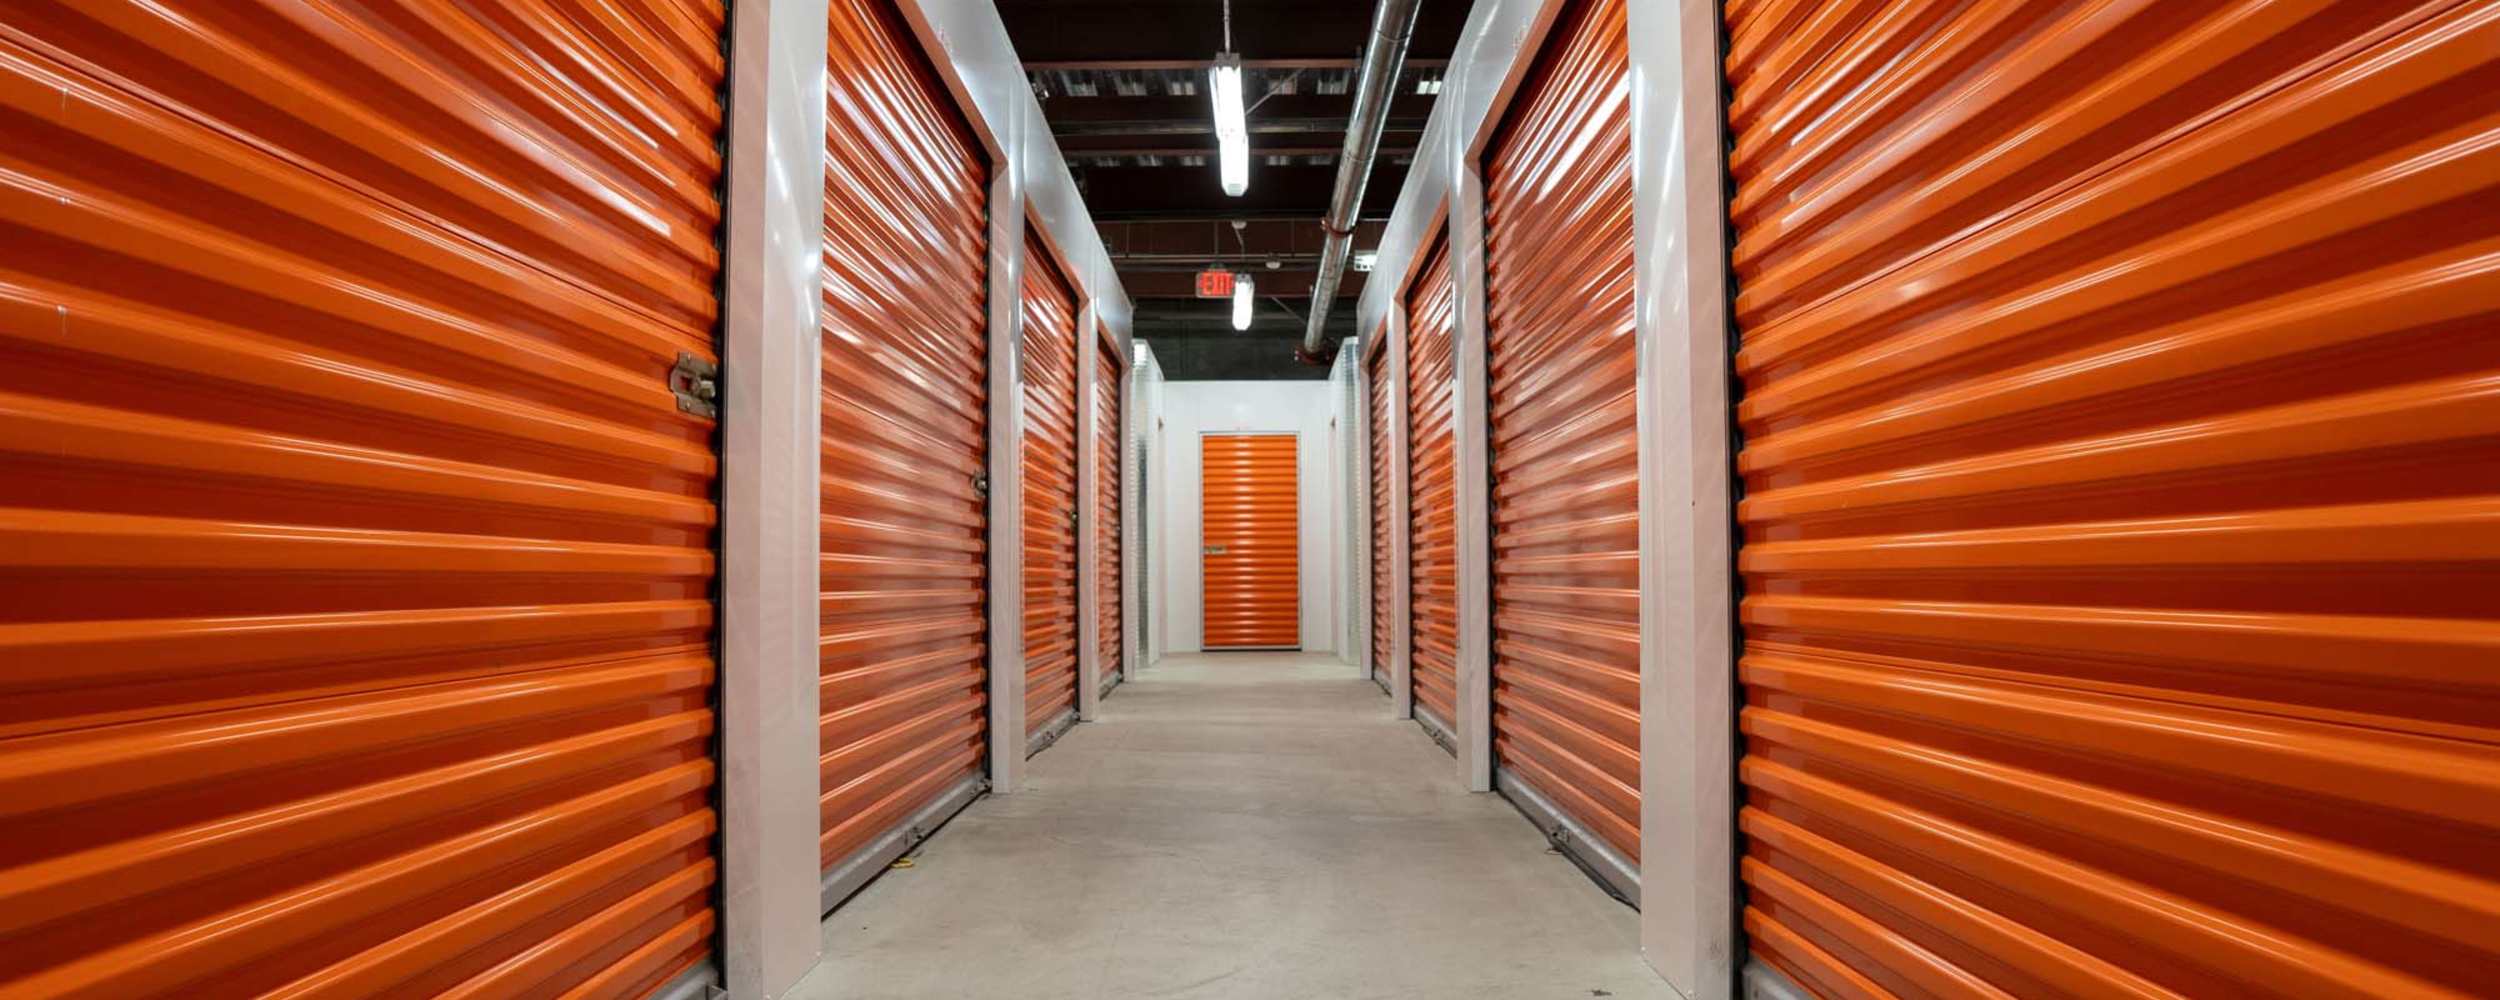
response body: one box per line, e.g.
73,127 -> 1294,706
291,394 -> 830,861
999,0 -> 1466,378
999,1 -> 1468,67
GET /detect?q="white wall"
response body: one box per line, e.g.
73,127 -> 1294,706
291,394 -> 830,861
1153,381 -> 1343,655
1132,343 -> 1166,668
1330,344 -> 1363,669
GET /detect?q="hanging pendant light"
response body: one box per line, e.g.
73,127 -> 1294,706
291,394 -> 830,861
1209,53 -> 1248,197
1209,0 -> 1248,197
1231,273 -> 1255,331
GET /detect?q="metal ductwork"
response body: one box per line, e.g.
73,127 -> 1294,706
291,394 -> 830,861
1297,0 -> 1422,365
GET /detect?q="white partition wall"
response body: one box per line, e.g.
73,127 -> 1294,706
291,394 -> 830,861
1627,0 -> 1736,994
1152,382 -> 1345,657
1351,0 -> 1737,995
1384,310 -> 1415,722
716,0 -> 1134,995
719,1 -> 833,995
1334,340 -> 1367,675
1076,302 -> 1104,722
1129,344 -> 1167,670
889,0 -> 1133,790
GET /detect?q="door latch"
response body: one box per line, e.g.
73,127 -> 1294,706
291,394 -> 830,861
1204,545 -> 1228,555
669,353 -> 719,418
971,472 -> 990,499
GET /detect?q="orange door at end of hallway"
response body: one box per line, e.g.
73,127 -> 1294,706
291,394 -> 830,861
1020,237 -> 1082,739
1723,2 -> 2500,997
1200,433 -> 1301,649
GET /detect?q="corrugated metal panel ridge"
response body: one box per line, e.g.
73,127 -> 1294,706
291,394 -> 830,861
1095,335 -> 1123,689
1405,237 -> 1460,729
1725,1 -> 2500,997
1199,433 -> 1301,648
817,0 -> 990,877
1369,335 -> 1395,684
0,1 -> 726,996
1020,238 -> 1082,737
1483,0 -> 1640,863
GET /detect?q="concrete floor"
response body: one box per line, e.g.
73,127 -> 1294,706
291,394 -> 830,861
791,652 -> 1672,1000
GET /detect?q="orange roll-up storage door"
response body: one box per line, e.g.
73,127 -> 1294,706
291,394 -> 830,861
1094,331 -> 1124,694
1199,433 -> 1300,648
1483,0 -> 1639,865
1723,2 -> 2500,996
0,3 -> 725,997
1404,236 -> 1460,737
1368,338 -> 1395,687
817,0 -> 989,878
1020,238 -> 1081,741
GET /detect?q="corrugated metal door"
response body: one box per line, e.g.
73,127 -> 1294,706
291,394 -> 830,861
1405,237 -> 1460,736
1368,339 -> 1395,688
817,0 -> 989,880
1483,0 -> 1639,866
1094,331 -> 1124,695
0,3 -> 725,997
1199,433 -> 1301,649
1020,238 -> 1081,742
1724,2 -> 2500,996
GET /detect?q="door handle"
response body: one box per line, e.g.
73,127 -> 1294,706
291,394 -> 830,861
1204,545 -> 1228,555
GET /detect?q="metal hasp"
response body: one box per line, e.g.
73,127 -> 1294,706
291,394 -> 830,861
671,352 -> 721,418
1296,0 -> 1423,365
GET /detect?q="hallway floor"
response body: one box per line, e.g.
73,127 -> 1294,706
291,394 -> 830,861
791,652 -> 1670,1000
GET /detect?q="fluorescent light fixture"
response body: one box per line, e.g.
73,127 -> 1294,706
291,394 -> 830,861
1350,250 -> 1378,272
1232,273 -> 1255,330
1209,53 -> 1248,197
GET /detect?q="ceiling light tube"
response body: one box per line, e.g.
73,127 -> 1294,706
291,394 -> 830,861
1232,273 -> 1255,330
1210,53 -> 1249,197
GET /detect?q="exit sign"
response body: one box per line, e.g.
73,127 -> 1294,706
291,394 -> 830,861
1195,269 -> 1235,298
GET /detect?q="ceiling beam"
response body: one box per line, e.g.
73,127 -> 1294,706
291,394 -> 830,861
1132,296 -> 1357,335
1115,256 -> 1326,271
1025,58 -> 1450,72
994,2 -> 1469,65
1052,117 -> 1406,137
1065,145 -> 1367,159
1102,219 -> 1385,299
1037,94 -> 1435,126
1116,269 -> 1367,300
1058,135 -> 1420,159
1076,162 -> 1406,218
1098,218 -> 1387,256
